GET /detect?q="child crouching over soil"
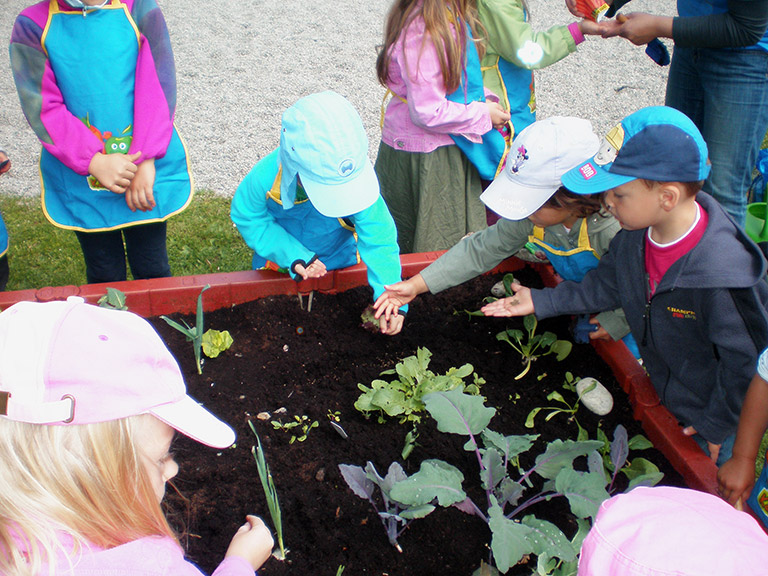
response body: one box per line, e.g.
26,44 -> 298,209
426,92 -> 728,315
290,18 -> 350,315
374,116 -> 638,355
0,297 -> 273,575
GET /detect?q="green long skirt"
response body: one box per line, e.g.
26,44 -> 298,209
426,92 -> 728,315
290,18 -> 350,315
375,141 -> 487,254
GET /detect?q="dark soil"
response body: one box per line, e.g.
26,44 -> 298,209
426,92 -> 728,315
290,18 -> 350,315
151,267 -> 684,576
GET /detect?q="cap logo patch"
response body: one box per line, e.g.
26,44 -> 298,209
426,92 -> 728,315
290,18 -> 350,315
338,158 -> 356,178
594,124 -> 625,166
579,163 -> 597,180
509,145 -> 529,174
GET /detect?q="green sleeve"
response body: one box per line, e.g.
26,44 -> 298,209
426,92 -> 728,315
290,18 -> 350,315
421,218 -> 533,293
478,0 -> 577,70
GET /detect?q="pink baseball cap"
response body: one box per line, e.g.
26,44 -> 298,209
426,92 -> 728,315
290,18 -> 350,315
0,297 -> 235,449
578,486 -> 768,575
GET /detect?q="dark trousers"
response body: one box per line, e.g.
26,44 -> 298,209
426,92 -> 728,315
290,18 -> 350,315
75,221 -> 171,284
0,254 -> 8,291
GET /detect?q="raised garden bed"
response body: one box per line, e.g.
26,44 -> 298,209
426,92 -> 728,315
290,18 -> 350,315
0,254 -> 718,575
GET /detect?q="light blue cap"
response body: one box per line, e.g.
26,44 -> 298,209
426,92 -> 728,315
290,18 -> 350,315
279,91 -> 379,217
562,106 -> 710,195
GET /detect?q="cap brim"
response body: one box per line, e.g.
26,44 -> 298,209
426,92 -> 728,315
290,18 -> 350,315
150,395 -> 236,449
480,172 -> 558,220
561,160 -> 637,195
300,159 -> 379,218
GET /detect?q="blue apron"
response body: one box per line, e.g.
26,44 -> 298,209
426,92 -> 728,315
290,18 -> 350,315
0,213 -> 8,258
482,57 -> 536,143
253,168 -> 359,272
446,24 -> 507,181
529,222 -> 641,356
40,0 -> 192,231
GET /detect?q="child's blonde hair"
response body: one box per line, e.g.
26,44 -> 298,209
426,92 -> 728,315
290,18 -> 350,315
376,0 -> 486,94
0,414 -> 176,576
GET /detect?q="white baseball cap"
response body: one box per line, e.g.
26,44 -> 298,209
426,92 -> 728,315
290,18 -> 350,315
0,297 -> 235,449
480,117 -> 600,220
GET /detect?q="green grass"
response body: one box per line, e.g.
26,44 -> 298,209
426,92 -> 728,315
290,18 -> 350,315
0,190 -> 252,291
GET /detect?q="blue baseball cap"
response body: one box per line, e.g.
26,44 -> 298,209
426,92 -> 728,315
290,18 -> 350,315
279,91 -> 379,218
561,106 -> 710,195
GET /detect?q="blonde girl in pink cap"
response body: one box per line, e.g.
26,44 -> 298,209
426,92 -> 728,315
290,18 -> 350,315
0,297 -> 273,576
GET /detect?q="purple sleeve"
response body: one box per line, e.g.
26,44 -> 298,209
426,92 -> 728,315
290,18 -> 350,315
10,4 -> 104,174
129,0 -> 177,161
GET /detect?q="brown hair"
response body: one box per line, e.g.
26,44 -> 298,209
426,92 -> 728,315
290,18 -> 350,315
376,0 -> 486,94
545,187 -> 605,219
640,179 -> 704,197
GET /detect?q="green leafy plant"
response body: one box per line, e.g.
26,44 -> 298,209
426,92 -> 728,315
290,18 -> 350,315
161,284 -> 210,374
360,304 -> 381,333
248,422 -> 287,560
271,414 -> 319,444
496,315 -> 572,380
596,424 -> 664,492
526,372 -> 591,441
354,347 -> 484,458
97,287 -> 128,311
343,388 -> 663,573
338,461 -> 435,553
201,328 -> 234,358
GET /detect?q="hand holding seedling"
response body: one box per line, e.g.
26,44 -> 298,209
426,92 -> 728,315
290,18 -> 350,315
378,311 -> 405,336
225,514 -> 274,571
293,258 -> 327,280
481,282 -> 534,317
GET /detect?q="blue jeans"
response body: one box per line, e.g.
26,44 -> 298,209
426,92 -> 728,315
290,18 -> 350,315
75,221 -> 171,284
692,431 -> 735,468
666,46 -> 768,227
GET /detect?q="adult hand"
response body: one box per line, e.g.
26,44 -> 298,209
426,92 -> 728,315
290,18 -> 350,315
378,311 -> 405,336
602,13 -> 672,45
294,259 -> 327,280
89,151 -> 140,194
225,515 -> 274,571
487,101 -> 511,131
126,158 -> 156,212
481,283 -> 534,317
718,455 -> 756,508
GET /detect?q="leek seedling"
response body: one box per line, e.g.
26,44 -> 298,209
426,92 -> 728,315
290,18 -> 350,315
249,421 -> 286,559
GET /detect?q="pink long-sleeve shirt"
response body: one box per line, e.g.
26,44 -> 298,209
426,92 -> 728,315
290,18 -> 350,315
380,5 -> 496,154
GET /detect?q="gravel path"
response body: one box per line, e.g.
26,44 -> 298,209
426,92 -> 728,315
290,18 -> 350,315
0,0 -> 675,198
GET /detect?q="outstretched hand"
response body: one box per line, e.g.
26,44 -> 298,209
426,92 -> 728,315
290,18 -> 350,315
225,515 -> 274,571
374,275 -> 426,322
378,312 -> 405,336
600,12 -> 672,45
481,282 -> 535,317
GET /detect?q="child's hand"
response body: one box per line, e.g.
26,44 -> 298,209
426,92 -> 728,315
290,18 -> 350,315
126,158 -> 156,212
718,455 -> 756,508
379,311 -> 405,336
225,515 -> 274,571
578,19 -> 601,36
88,151 -> 140,194
565,0 -> 584,18
682,425 -> 721,463
374,275 -> 427,319
587,318 -> 611,341
486,102 -> 511,131
294,259 -> 327,280
481,283 -> 534,317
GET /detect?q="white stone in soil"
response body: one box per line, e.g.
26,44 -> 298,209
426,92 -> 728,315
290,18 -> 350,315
576,377 -> 613,416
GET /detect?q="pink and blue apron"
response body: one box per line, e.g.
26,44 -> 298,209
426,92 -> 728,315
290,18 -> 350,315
529,222 -> 640,357
446,23 -> 507,181
40,0 -> 191,231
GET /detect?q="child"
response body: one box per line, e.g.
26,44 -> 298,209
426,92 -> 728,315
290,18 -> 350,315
231,91 -> 406,336
578,486 -> 768,575
718,347 -> 768,522
483,106 -> 768,466
10,0 -> 193,284
0,148 -> 9,291
374,0 -> 511,254
374,116 -> 637,351
0,297 -> 273,575
478,0 -> 600,141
